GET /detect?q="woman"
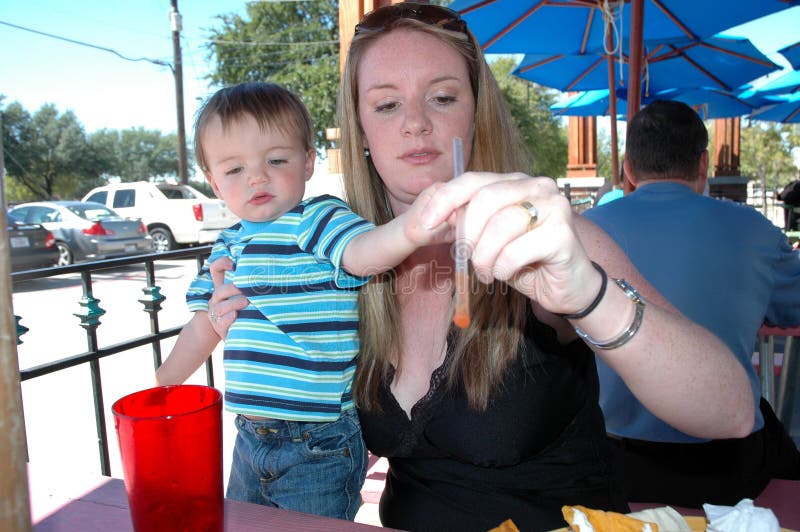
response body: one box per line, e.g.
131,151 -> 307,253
208,3 -> 753,530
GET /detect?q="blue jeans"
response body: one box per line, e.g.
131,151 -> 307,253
226,409 -> 367,520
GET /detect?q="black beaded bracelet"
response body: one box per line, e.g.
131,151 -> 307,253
557,261 -> 608,320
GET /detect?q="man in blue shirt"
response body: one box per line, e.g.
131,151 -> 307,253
584,100 -> 800,507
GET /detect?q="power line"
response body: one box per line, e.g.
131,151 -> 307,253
0,19 -> 172,70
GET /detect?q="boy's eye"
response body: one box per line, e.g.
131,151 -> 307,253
268,158 -> 288,166
225,166 -> 243,177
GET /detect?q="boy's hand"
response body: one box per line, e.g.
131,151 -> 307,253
402,182 -> 456,246
207,257 -> 248,339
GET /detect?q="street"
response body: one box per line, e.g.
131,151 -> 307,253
12,258 -> 236,483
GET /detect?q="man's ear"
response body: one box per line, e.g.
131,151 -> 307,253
622,158 -> 636,193
305,149 -> 316,181
698,149 -> 709,179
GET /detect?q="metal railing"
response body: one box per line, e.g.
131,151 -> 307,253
14,246 -> 212,476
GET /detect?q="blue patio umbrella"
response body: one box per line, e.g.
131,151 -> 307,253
751,69 -> 800,96
450,0 -> 797,185
749,93 -> 800,123
513,35 -> 780,94
778,41 -> 800,70
450,0 -> 797,56
551,87 -> 755,120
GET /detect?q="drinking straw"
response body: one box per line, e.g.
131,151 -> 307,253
452,137 -> 470,329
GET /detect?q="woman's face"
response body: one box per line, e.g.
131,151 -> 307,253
357,28 -> 476,214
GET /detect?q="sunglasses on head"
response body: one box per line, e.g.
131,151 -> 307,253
355,2 -> 467,36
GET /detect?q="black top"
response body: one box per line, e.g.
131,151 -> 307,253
358,315 -> 628,532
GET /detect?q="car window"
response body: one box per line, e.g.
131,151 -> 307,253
7,211 -> 23,226
158,186 -> 196,199
68,203 -> 117,221
27,206 -> 60,224
113,190 -> 136,208
9,207 -> 30,222
85,191 -> 107,204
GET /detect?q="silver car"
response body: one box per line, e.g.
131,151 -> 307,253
8,201 -> 153,266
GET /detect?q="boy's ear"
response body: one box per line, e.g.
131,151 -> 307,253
206,172 -> 221,196
305,150 -> 316,181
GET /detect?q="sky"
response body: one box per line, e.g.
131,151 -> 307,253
2,1 -> 800,138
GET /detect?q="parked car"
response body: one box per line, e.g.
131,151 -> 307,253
82,182 -> 237,252
6,211 -> 59,272
8,201 -> 152,266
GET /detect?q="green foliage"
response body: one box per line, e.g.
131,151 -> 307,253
488,57 -> 568,178
88,128 -> 183,184
205,0 -> 339,151
740,121 -> 799,191
2,102 -> 90,200
1,99 -> 186,202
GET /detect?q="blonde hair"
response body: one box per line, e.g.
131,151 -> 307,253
194,82 -> 314,173
339,18 -> 534,411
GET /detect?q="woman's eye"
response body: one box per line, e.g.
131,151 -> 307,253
432,95 -> 457,106
375,101 -> 399,113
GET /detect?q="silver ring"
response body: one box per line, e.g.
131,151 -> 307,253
209,310 -> 220,323
518,201 -> 538,230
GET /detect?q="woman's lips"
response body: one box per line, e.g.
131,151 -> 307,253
400,148 -> 440,165
249,192 -> 274,205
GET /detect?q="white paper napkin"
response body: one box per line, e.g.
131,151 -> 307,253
703,498 -> 780,532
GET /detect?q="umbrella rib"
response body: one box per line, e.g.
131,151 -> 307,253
787,106 -> 800,123
697,42 -> 777,68
482,2 -> 546,51
518,54 -> 567,74
662,44 -> 730,90
565,56 -> 607,91
456,0 -> 498,15
580,8 -> 595,54
650,0 -> 697,40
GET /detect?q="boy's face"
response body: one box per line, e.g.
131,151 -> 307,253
202,113 -> 314,222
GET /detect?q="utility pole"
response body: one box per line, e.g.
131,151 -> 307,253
170,0 -> 189,184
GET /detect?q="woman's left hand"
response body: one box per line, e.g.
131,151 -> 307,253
421,172 -> 601,316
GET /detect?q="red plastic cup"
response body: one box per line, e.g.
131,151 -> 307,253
112,385 -> 223,532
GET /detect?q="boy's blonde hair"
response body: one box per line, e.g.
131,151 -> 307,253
194,82 -> 314,173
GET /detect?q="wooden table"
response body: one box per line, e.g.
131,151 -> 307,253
31,474 -> 397,532
630,479 -> 800,531
30,465 -> 799,531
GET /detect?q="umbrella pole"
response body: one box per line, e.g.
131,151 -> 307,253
625,0 -> 644,194
605,19 -> 620,188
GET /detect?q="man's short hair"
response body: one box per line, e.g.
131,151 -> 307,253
626,100 -> 708,182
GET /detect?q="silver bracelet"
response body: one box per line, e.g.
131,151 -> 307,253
574,278 -> 645,350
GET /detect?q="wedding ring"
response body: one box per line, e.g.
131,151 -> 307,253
209,310 -> 220,323
518,201 -> 538,231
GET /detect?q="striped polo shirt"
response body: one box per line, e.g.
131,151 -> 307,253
186,195 -> 375,421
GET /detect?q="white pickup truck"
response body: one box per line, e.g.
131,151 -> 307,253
82,181 -> 238,252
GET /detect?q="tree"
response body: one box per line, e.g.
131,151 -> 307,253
88,128 -> 183,184
1,99 -> 187,201
740,121 -> 798,193
488,57 -> 568,178
206,1 -> 339,151
1,102 -> 92,200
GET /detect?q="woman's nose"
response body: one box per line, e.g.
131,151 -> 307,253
402,102 -> 432,136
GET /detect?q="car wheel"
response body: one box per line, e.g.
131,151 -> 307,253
56,242 -> 73,266
150,227 -> 175,253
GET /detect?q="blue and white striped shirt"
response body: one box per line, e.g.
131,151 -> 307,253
187,195 -> 375,421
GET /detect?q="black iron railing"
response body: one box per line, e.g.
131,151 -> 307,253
14,246 -> 213,476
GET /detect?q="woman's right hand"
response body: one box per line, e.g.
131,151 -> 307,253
207,256 -> 248,339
